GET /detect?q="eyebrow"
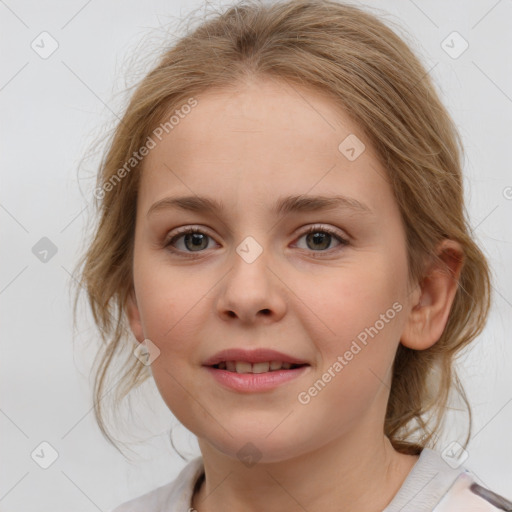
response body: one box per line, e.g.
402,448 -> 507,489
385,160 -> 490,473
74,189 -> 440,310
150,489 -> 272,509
146,194 -> 373,218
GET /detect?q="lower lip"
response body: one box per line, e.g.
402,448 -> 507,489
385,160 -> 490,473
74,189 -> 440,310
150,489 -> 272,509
203,365 -> 310,392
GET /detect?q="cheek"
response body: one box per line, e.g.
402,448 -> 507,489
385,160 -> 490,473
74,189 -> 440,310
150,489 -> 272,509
149,360 -> 201,435
294,260 -> 404,350
295,282 -> 403,435
134,255 -> 207,342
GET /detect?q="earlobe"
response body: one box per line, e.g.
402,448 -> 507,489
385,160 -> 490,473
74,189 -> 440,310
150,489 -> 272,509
401,239 -> 465,351
126,289 -> 145,343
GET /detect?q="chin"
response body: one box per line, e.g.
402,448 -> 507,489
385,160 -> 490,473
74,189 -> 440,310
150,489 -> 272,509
199,429 -> 314,465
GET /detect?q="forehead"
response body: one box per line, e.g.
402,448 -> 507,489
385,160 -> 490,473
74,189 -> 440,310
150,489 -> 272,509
139,77 -> 395,218
145,77 -> 372,163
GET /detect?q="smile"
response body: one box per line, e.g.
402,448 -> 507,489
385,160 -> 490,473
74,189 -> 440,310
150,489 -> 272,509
204,363 -> 310,392
211,361 -> 308,373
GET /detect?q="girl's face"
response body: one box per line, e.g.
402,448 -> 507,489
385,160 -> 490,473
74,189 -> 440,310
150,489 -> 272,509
128,77 -> 419,462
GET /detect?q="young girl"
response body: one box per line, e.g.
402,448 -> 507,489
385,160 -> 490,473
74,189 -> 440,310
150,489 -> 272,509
74,0 -> 512,510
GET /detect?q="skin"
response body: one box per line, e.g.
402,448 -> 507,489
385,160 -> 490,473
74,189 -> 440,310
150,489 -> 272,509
126,75 -> 464,512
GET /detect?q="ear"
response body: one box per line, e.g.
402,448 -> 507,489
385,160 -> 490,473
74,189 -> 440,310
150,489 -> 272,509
125,288 -> 145,343
401,239 -> 465,350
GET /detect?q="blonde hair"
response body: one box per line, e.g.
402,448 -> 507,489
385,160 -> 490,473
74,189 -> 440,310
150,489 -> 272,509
73,0 -> 492,455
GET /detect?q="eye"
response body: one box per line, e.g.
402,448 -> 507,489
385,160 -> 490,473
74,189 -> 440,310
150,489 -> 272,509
294,225 -> 349,253
164,224 -> 349,257
164,227 -> 217,254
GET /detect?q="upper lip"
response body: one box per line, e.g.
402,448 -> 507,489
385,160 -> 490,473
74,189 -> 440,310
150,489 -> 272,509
203,348 -> 310,366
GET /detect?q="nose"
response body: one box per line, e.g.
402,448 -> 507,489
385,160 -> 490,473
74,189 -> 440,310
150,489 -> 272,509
215,245 -> 287,325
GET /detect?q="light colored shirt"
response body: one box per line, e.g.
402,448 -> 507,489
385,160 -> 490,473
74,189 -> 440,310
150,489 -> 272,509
111,448 -> 512,511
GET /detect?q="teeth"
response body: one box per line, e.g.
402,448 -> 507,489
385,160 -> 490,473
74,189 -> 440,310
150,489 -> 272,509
215,361 -> 302,373
252,362 -> 270,373
270,360 -> 282,370
235,361 -> 252,374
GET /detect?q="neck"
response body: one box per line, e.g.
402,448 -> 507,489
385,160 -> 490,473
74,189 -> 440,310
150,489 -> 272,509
192,431 -> 419,512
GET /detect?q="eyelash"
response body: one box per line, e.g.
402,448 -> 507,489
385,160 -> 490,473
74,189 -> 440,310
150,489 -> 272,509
164,225 -> 349,258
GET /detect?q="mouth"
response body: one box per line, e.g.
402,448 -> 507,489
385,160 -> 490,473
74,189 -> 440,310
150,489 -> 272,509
209,361 -> 310,373
202,348 -> 311,391
204,360 -> 310,392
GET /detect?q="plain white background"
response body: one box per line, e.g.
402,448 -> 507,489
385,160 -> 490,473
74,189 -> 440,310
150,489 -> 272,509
1,0 -> 511,510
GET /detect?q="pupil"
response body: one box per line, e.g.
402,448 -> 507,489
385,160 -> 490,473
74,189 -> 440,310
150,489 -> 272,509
307,232 -> 330,250
185,233 -> 208,251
